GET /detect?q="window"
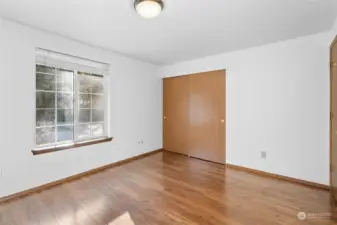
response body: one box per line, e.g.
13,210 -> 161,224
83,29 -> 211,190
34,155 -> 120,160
34,49 -> 110,153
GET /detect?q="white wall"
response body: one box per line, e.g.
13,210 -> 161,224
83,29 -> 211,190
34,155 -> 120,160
332,18 -> 337,34
161,28 -> 337,185
0,18 -> 162,197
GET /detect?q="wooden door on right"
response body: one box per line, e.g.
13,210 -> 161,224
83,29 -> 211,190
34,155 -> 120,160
188,70 -> 226,163
331,35 -> 337,202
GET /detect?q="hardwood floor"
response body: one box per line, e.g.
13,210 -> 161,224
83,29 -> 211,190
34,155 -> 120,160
0,151 -> 336,225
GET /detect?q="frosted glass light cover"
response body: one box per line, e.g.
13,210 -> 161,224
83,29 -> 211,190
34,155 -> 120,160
136,0 -> 163,19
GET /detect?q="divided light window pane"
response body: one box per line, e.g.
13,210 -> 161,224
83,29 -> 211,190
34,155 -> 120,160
36,65 -> 74,147
76,72 -> 105,141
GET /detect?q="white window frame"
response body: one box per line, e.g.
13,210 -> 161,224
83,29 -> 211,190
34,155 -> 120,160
33,49 -> 110,151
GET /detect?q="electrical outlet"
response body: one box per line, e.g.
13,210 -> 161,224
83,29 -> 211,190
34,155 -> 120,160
261,151 -> 267,159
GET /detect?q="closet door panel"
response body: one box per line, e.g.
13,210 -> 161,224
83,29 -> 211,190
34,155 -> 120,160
188,71 -> 225,163
163,76 -> 190,155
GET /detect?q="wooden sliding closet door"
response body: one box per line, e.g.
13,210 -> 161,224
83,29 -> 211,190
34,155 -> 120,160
163,76 -> 190,155
331,35 -> 337,202
188,70 -> 226,163
163,70 -> 226,163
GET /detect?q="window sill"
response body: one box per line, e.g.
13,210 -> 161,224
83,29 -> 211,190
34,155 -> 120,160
31,137 -> 113,156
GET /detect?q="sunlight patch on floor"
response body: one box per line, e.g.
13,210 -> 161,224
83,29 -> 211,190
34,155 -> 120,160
109,212 -> 135,225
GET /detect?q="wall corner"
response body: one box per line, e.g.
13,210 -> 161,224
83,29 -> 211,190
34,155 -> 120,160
0,17 -> 3,30
332,17 -> 337,33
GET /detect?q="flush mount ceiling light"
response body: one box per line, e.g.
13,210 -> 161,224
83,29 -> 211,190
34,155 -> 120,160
134,0 -> 164,19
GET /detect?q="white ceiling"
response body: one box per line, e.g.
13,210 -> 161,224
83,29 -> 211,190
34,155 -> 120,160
0,0 -> 336,65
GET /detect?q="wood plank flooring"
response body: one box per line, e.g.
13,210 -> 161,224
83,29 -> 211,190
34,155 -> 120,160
0,151 -> 336,225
